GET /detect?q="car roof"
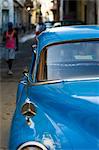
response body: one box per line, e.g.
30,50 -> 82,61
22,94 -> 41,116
37,25 -> 99,53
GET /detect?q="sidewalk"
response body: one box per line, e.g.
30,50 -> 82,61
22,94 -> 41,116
0,37 -> 34,149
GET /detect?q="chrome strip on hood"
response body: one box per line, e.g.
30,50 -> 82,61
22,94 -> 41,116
30,77 -> 99,86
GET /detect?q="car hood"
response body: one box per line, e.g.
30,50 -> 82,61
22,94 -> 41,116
28,78 -> 99,150
10,79 -> 99,150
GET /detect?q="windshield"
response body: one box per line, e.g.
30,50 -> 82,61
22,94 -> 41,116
37,40 -> 99,81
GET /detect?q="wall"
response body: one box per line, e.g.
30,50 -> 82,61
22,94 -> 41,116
8,0 -> 14,23
77,0 -> 85,22
96,0 -> 99,24
86,0 -> 96,24
0,0 -> 14,32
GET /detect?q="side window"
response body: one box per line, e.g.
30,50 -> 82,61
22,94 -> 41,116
37,48 -> 47,81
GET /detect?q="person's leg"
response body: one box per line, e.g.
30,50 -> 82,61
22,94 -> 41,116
7,48 -> 15,75
8,59 -> 13,70
7,59 -> 13,75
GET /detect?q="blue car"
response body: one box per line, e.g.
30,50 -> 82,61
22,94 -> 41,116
9,26 -> 99,150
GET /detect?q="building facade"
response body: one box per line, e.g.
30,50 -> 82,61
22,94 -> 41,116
0,0 -> 14,33
31,0 -> 99,25
0,0 -> 31,34
76,0 -> 97,24
60,0 -> 99,25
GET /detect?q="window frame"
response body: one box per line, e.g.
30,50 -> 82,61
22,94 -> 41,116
35,38 -> 99,83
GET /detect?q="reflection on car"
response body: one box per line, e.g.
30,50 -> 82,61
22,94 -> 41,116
9,25 -> 99,150
53,22 -> 61,27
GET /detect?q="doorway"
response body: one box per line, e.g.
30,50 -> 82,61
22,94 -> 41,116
2,9 -> 9,32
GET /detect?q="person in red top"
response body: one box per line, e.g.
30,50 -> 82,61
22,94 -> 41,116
3,22 -> 18,75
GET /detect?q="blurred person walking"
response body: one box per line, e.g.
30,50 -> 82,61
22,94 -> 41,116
35,18 -> 46,45
3,22 -> 18,75
35,18 -> 46,36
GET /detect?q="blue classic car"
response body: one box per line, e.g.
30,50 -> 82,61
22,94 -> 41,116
9,26 -> 99,150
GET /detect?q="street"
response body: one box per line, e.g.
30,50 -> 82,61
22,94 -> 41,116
0,0 -> 99,149
0,34 -> 34,149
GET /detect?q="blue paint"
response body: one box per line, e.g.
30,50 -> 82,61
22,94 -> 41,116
38,25 -> 99,53
9,26 -> 99,150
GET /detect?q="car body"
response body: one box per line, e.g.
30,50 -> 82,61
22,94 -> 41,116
9,25 -> 99,150
53,20 -> 85,28
44,21 -> 54,29
53,22 -> 61,27
61,19 -> 85,26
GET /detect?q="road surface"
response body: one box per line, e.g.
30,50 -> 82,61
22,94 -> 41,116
0,34 -> 34,149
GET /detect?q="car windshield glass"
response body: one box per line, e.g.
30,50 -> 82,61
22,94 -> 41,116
37,41 -> 99,81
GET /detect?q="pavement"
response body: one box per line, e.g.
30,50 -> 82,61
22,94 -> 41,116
0,32 -> 34,149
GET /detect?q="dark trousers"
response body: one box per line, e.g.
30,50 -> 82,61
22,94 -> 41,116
7,59 -> 13,70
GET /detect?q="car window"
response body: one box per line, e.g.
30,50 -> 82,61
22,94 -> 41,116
37,41 -> 99,81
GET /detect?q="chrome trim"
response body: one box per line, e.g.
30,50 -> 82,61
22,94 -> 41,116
21,99 -> 37,117
20,81 -> 27,85
24,73 -> 29,78
29,77 -> 99,86
17,141 -> 47,150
